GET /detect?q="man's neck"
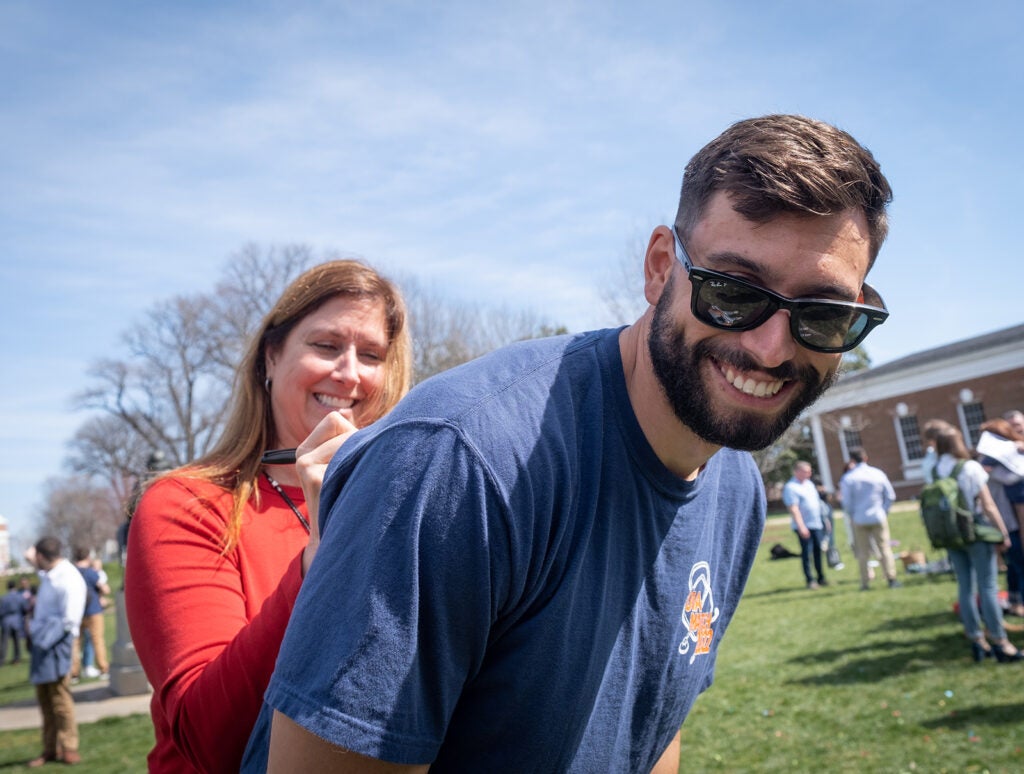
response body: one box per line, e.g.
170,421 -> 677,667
618,317 -> 720,481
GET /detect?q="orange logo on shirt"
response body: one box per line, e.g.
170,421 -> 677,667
678,561 -> 720,664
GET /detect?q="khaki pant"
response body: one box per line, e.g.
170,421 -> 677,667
852,520 -> 898,587
72,613 -> 108,675
35,674 -> 78,757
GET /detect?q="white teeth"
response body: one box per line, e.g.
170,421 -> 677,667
315,394 -> 354,409
722,367 -> 783,398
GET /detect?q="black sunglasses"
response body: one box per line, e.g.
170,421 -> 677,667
672,228 -> 889,354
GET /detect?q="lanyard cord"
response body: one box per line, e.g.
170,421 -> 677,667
262,471 -> 311,534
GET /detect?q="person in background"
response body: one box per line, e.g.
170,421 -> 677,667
978,418 -> 1024,618
91,559 -> 111,609
784,461 -> 829,589
245,113 -> 893,772
71,546 -> 109,680
80,558 -> 111,674
840,447 -> 901,590
922,419 -> 1020,662
1005,410 -> 1024,441
26,536 -> 87,767
1,579 -> 28,665
814,476 -> 844,571
126,260 -> 412,773
835,457 -> 862,564
18,577 -> 36,650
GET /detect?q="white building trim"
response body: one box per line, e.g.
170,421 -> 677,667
810,340 -> 1024,415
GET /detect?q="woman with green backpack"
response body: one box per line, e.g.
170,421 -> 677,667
922,419 -> 1020,663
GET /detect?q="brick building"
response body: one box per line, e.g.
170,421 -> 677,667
805,322 -> 1024,500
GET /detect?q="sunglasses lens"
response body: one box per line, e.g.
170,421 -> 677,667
695,278 -> 773,328
795,305 -> 867,351
684,259 -> 886,353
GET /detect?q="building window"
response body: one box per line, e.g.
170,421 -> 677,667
897,415 -> 925,461
839,428 -> 863,461
958,401 -> 986,447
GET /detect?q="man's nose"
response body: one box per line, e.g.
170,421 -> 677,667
735,310 -> 797,369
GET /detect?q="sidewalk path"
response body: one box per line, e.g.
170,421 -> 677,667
0,676 -> 152,732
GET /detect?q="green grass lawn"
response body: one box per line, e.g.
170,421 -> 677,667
0,715 -> 153,772
2,509 -> 1022,772
0,561 -> 154,773
680,502 -> 1024,772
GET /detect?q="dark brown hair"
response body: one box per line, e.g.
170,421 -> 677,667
35,536 -> 62,562
675,115 -> 893,268
922,419 -> 971,460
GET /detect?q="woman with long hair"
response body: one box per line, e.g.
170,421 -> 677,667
922,419 -> 1021,663
978,418 -> 1024,618
125,260 -> 412,772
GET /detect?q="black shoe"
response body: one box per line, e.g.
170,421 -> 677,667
818,578 -> 829,586
888,579 -> 903,589
971,641 -> 993,662
993,644 -> 1024,663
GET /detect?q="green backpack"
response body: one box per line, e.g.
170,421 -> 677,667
919,461 -> 975,550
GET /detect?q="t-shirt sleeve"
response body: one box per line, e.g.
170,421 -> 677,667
264,422 -> 509,765
125,477 -> 305,773
958,460 -> 989,509
782,482 -> 796,507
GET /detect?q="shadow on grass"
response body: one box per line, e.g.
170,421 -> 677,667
741,578 -> 949,602
921,701 -> 1024,729
785,609 -> 973,686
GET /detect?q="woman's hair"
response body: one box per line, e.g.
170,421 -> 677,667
980,418 -> 1024,443
174,259 -> 412,549
922,419 -> 971,460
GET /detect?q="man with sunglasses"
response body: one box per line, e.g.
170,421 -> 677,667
245,114 -> 892,773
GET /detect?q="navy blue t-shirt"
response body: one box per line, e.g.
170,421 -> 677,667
244,328 -> 765,772
78,566 -> 103,617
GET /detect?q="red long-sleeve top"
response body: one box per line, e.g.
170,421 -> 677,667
125,474 -> 308,773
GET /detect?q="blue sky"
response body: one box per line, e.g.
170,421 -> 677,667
1,1 -> 1022,541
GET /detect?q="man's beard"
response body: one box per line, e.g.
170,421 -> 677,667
648,278 -> 838,451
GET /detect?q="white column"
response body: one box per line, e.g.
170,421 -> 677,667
810,414 -> 833,491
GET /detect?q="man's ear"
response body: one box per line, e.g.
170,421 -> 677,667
643,225 -> 677,306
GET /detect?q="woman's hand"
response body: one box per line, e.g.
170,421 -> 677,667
296,411 -> 359,576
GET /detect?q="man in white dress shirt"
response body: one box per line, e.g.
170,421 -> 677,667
839,448 -> 902,591
26,536 -> 87,767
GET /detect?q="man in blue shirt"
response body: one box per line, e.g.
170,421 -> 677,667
71,547 -> 110,679
246,115 -> 894,773
1,579 -> 28,664
784,461 -> 828,589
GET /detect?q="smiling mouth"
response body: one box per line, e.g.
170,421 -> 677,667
720,365 -> 786,398
315,393 -> 355,410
